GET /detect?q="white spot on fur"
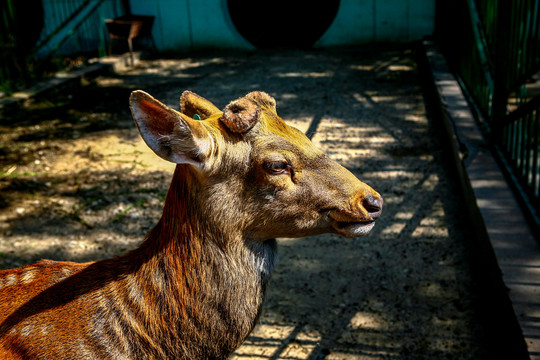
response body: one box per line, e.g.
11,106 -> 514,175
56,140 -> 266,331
41,323 -> 52,336
151,267 -> 165,292
20,325 -> 32,338
55,267 -> 73,282
127,276 -> 145,308
5,274 -> 17,287
21,269 -> 37,284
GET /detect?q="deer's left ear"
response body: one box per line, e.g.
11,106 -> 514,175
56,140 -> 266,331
130,90 -> 212,166
180,90 -> 220,120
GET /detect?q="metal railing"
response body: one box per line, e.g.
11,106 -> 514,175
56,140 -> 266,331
438,0 -> 540,227
500,95 -> 540,215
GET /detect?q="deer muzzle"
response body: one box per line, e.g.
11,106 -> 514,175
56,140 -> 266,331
329,192 -> 383,238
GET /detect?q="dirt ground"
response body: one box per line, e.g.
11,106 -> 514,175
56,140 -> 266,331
1,48 -> 493,359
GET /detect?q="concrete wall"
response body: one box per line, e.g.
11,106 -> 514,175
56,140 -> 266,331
129,0 -> 434,51
315,0 -> 435,47
37,0 -> 435,55
129,0 -> 253,51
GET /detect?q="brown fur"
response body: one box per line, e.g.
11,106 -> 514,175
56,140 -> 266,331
0,90 -> 382,359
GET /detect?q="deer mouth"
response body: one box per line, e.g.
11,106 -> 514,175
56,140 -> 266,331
331,220 -> 376,238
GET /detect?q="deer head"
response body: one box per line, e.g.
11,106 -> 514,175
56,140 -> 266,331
130,90 -> 382,242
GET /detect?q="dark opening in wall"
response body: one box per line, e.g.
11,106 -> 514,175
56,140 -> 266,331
227,0 -> 340,49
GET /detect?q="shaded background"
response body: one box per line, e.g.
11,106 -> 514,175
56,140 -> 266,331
1,0 -> 539,359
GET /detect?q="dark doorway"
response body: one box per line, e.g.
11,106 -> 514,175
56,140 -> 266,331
227,0 -> 340,48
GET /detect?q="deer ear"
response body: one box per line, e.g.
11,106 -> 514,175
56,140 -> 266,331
180,90 -> 220,120
130,90 -> 211,166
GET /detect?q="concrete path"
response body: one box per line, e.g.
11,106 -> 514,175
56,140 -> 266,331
424,40 -> 539,359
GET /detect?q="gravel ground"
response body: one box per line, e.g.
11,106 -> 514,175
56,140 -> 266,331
0,47 -> 492,359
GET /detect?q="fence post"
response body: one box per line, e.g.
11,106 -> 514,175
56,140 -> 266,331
490,0 -> 512,144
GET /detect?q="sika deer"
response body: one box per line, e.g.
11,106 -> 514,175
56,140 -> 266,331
0,90 -> 382,359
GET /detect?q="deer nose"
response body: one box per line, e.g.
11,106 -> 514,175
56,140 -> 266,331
362,194 -> 383,220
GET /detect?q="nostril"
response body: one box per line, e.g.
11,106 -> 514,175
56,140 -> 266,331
362,195 -> 383,220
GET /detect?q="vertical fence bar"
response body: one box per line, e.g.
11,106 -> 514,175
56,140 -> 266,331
518,116 -> 527,178
520,118 -> 524,179
518,115 -> 524,179
532,109 -> 540,199
523,0 -> 532,81
491,0 -> 513,141
511,121 -> 516,162
526,112 -> 533,186
504,120 -> 510,155
524,113 -> 530,181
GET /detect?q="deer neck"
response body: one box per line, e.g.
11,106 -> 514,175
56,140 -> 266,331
117,164 -> 277,357
136,164 -> 278,281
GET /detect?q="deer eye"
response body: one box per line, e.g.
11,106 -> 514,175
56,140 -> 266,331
263,161 -> 289,175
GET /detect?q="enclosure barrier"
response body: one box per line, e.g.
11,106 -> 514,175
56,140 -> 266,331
438,0 -> 540,232
500,95 -> 540,222
0,0 -> 123,96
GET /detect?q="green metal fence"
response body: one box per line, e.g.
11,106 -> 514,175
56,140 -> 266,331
501,96 -> 540,209
438,0 -> 540,228
0,0 -> 123,96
